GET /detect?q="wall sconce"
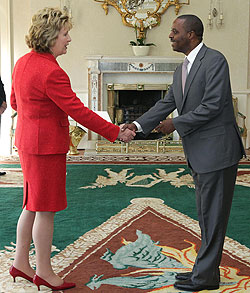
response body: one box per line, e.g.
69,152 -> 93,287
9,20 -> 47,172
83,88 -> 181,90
60,0 -> 72,17
208,0 -> 224,28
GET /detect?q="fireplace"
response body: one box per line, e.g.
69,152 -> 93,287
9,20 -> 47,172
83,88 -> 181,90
86,56 -> 183,146
107,83 -> 169,139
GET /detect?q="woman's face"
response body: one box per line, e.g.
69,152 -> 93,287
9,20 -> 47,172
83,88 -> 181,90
50,26 -> 71,58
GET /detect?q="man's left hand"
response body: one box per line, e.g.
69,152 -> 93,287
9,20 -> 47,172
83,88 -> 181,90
155,118 -> 175,135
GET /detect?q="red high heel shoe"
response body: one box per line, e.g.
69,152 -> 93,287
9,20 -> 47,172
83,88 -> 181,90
9,265 -> 33,283
33,274 -> 76,291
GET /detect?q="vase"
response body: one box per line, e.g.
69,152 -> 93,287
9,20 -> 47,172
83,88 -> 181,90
68,125 -> 86,155
131,46 -> 150,57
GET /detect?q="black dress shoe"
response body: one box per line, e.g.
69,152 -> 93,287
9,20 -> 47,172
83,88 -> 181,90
175,271 -> 192,280
0,171 -> 6,176
174,279 -> 219,291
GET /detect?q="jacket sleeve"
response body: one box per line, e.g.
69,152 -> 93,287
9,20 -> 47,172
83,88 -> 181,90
173,55 -> 230,138
10,82 -> 17,111
45,68 -> 120,142
136,84 -> 177,136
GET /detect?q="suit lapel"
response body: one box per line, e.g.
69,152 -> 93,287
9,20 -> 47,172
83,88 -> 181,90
180,45 -> 207,113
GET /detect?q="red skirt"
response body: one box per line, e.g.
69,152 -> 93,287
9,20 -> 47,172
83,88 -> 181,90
19,151 -> 67,212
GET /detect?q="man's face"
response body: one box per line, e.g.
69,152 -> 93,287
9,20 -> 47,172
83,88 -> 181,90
169,18 -> 191,54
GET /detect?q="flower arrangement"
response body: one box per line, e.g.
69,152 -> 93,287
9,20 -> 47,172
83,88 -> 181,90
129,26 -> 156,47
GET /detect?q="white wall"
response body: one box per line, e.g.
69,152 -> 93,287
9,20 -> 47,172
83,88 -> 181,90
1,0 -> 250,153
8,1 -> 250,90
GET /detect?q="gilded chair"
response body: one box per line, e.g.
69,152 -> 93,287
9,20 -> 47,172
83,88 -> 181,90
232,96 -> 247,147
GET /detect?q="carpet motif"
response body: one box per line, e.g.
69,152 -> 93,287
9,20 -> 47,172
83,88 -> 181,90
1,198 -> 250,292
54,198 -> 250,292
1,154 -> 250,164
1,166 -> 250,189
81,168 -> 195,189
85,230 -> 248,292
85,230 -> 186,291
81,167 -> 250,189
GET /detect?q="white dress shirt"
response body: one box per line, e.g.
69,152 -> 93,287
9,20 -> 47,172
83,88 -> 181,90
185,42 -> 203,74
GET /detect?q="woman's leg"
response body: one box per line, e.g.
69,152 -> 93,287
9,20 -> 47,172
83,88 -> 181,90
13,208 -> 36,277
32,211 -> 63,286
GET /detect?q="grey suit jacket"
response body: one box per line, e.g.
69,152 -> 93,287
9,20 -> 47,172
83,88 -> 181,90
136,44 -> 245,173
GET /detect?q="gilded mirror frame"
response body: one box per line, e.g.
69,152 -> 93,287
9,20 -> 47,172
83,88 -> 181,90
94,0 -> 190,38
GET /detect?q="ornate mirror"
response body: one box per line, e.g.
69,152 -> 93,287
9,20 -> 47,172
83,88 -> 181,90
94,0 -> 190,38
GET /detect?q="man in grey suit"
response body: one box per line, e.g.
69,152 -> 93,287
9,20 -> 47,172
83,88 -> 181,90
121,15 -> 245,291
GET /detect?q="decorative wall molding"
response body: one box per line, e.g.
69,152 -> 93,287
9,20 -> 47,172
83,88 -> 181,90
233,90 -> 250,95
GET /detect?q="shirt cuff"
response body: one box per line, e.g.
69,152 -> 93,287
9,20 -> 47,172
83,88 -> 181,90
133,121 -> 143,132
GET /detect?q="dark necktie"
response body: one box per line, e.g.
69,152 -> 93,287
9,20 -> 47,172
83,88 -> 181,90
182,57 -> 189,94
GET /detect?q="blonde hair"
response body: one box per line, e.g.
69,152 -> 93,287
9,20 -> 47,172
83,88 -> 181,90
25,7 -> 73,53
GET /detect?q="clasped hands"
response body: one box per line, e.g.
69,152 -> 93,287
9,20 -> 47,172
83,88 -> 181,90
117,118 -> 175,143
117,124 -> 136,143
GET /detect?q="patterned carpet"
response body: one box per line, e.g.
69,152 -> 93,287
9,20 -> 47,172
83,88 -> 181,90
1,153 -> 187,164
1,198 -> 250,292
1,153 -> 250,164
1,160 -> 250,292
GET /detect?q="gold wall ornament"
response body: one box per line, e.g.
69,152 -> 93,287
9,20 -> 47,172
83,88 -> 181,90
94,0 -> 190,38
60,0 -> 72,17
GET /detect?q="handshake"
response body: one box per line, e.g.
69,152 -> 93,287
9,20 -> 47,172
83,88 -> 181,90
117,118 -> 175,143
117,123 -> 137,143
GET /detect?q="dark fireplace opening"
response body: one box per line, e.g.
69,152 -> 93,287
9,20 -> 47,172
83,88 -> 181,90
118,90 -> 161,122
114,89 -> 166,140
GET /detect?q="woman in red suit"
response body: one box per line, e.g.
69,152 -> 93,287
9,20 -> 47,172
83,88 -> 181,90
10,7 -> 135,291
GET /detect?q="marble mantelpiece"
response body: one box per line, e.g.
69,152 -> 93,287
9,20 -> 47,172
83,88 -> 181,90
86,55 -> 183,112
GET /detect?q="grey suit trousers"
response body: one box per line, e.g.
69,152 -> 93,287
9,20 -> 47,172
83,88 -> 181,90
190,163 -> 238,286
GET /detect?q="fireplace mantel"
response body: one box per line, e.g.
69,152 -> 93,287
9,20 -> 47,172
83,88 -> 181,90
86,55 -> 183,112
87,55 -> 183,74
86,56 -> 183,141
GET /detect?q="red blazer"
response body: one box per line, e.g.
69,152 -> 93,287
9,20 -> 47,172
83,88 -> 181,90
11,51 -> 119,154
